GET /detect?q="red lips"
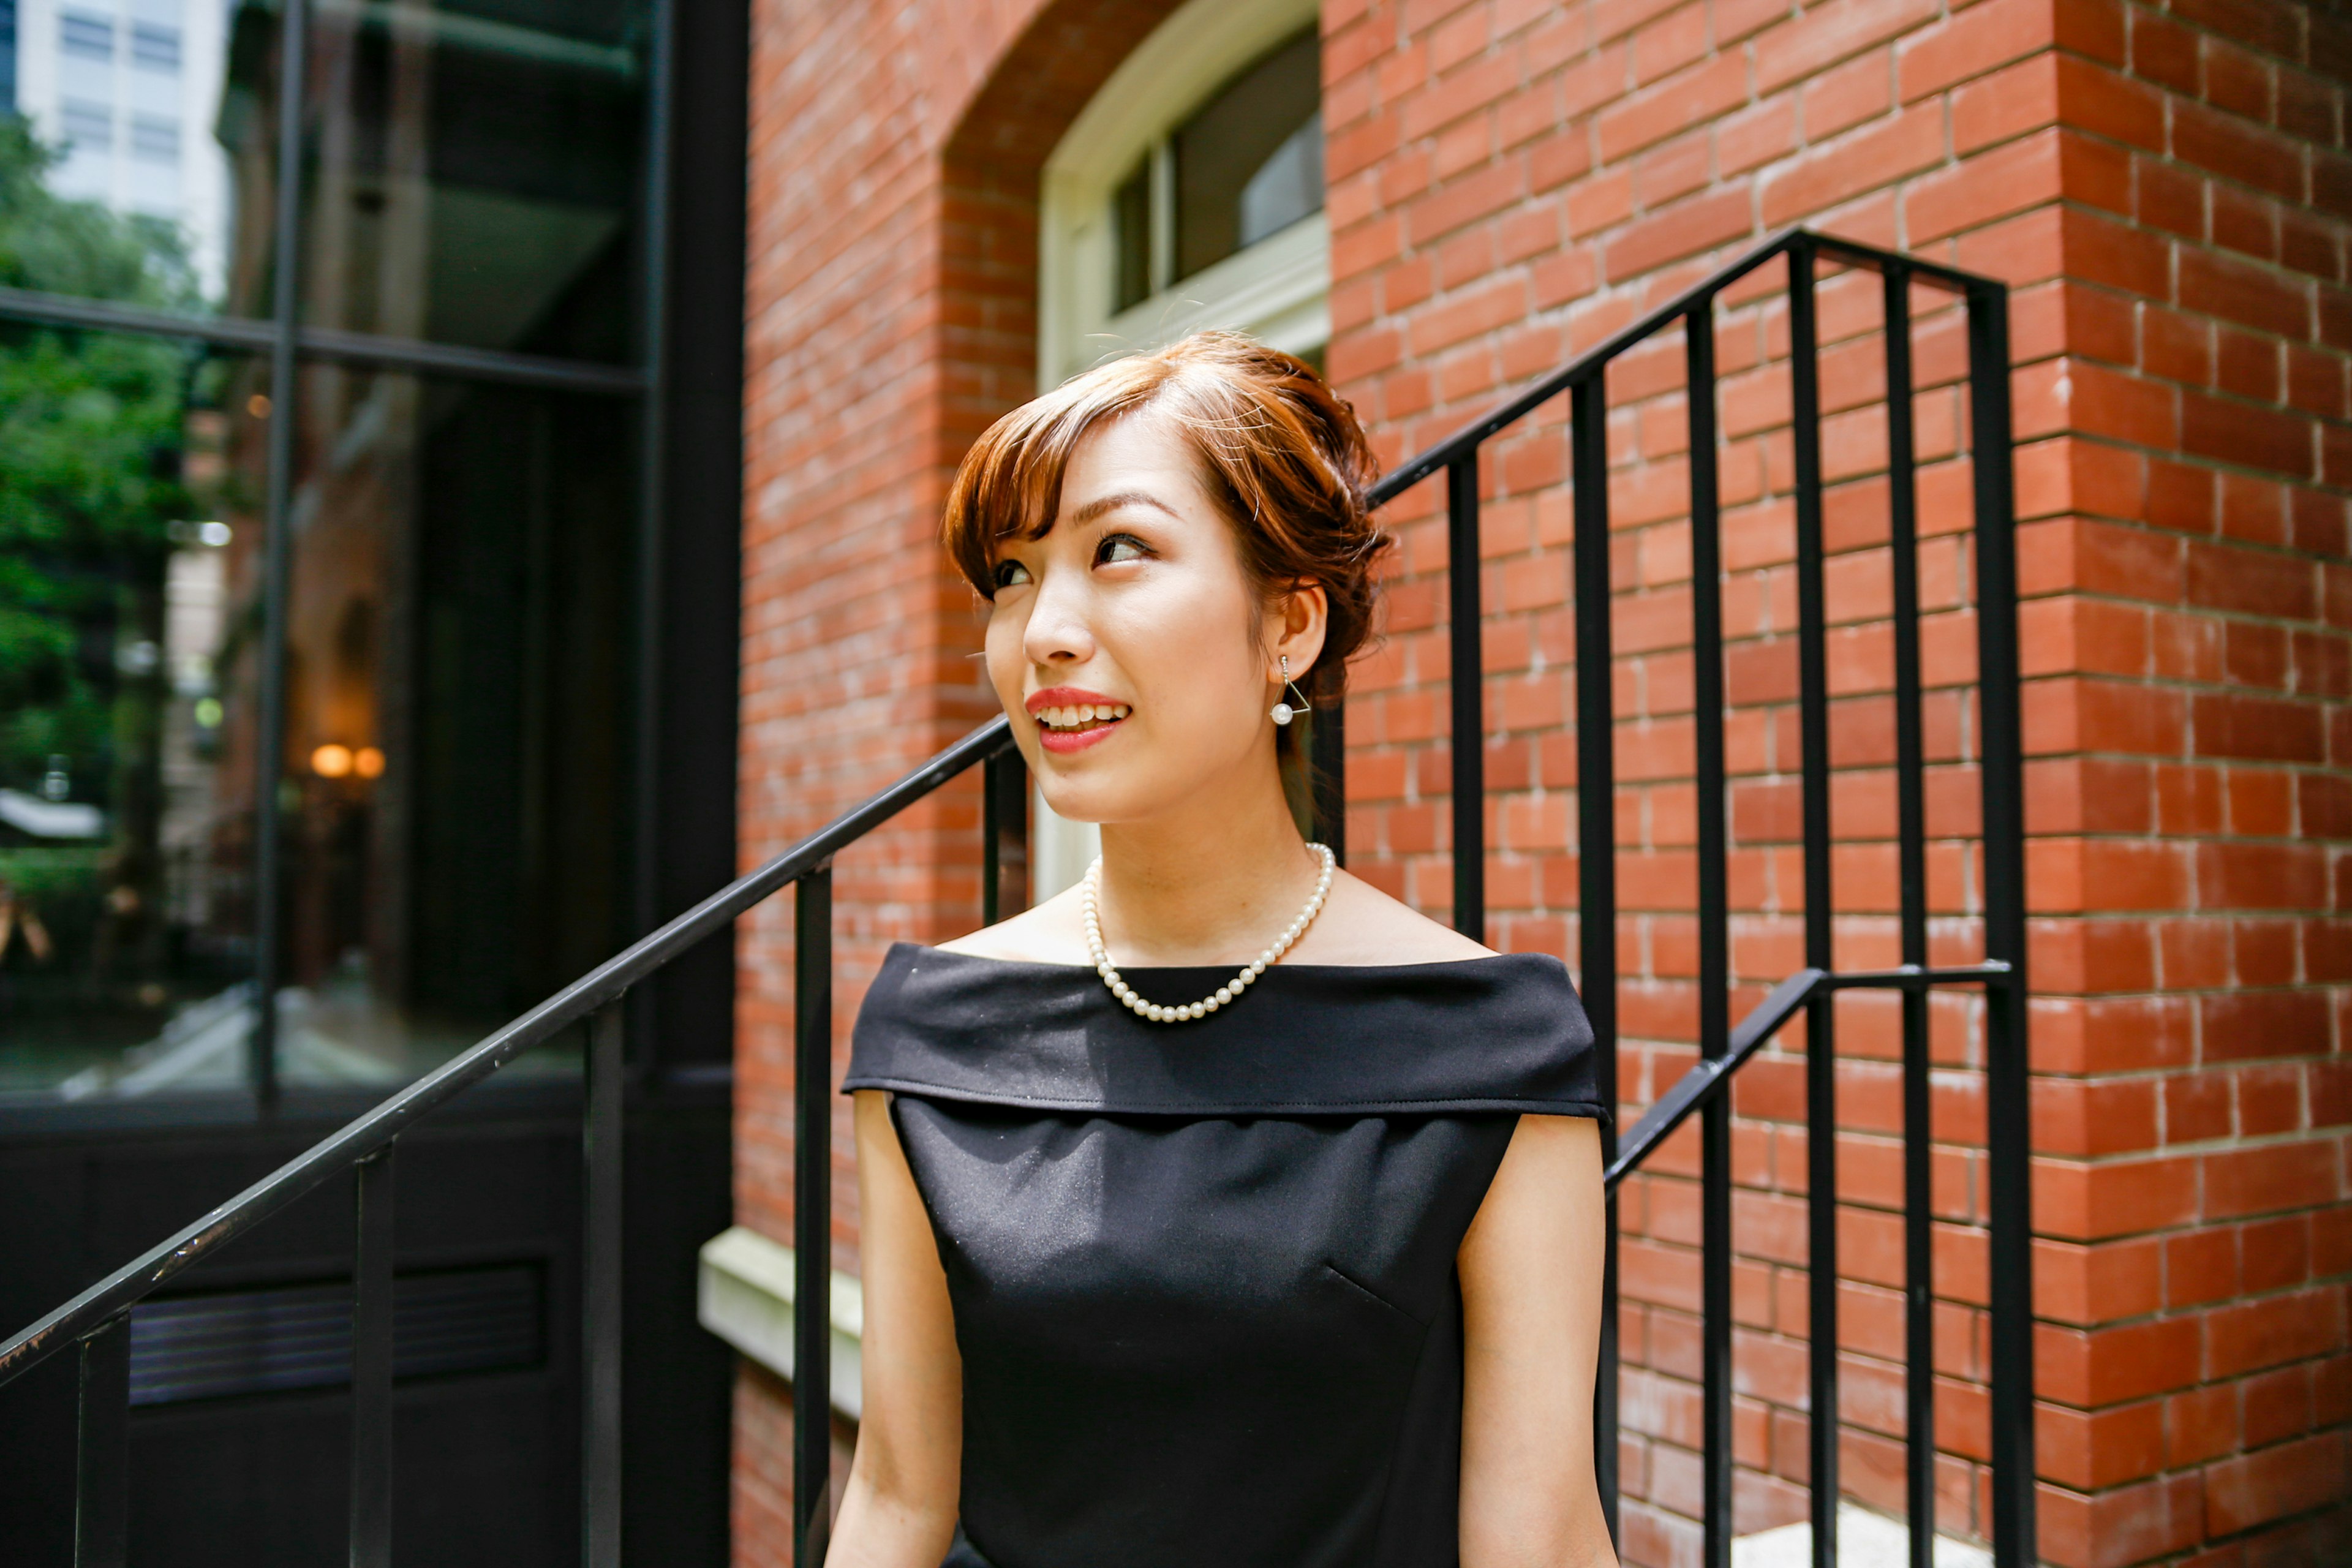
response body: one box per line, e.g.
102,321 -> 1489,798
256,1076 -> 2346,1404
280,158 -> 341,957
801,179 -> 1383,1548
1025,685 -> 1124,716
1026,686 -> 1131,755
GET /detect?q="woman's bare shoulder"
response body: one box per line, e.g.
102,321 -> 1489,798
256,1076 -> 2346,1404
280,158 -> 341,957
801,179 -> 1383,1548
932,887 -> 1091,965
1291,871 -> 1497,965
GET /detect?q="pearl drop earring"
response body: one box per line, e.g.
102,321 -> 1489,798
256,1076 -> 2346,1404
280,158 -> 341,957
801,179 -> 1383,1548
1270,656 -> 1313,726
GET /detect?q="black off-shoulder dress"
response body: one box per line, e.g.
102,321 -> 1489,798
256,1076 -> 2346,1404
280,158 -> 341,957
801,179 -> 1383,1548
843,941 -> 1604,1568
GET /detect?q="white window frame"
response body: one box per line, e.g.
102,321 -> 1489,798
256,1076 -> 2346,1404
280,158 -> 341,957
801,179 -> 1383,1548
1028,0 -> 1328,900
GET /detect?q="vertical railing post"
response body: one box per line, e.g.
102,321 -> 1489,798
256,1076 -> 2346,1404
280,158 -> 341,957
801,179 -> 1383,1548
352,1142 -> 398,1568
74,1316 -> 130,1568
1790,239 -> 1841,1568
983,741 -> 1030,923
1884,266 -> 1937,1568
584,1004 -> 625,1568
982,745 -> 1012,928
1570,373 -> 1620,1545
1688,305 -> 1733,1568
794,867 -> 835,1566
1967,280 -> 2036,1568
1310,695 -> 1347,863
1447,455 -> 1485,942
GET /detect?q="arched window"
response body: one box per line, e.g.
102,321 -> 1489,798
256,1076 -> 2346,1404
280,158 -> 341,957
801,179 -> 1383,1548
1039,0 -> 1327,386
1030,0 -> 1329,898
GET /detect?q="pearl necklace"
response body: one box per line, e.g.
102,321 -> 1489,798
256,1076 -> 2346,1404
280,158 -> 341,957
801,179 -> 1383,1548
1083,845 -> 1336,1023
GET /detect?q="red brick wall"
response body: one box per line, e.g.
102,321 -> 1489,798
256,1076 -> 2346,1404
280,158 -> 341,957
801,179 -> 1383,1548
1322,0 -> 2351,1564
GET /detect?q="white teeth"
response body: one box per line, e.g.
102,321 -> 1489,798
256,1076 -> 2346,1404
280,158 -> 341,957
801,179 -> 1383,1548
1036,703 -> 1131,729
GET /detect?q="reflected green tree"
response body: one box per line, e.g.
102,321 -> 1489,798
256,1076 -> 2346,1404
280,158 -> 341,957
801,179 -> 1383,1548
0,118 -> 202,996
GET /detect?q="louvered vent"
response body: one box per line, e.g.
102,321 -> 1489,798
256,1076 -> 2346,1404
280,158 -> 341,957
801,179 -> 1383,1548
127,1265 -> 542,1406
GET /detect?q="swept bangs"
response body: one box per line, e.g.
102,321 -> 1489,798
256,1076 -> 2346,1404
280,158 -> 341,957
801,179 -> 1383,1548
940,331 -> 1388,706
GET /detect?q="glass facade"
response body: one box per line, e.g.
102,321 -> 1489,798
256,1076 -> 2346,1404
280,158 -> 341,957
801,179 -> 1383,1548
1,331 -> 260,1094
4,0 -> 257,315
0,0 -> 661,1104
297,0 -> 646,360
273,366 -> 636,1082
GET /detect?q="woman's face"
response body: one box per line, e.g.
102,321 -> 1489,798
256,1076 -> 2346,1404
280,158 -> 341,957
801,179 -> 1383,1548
984,414 -> 1322,827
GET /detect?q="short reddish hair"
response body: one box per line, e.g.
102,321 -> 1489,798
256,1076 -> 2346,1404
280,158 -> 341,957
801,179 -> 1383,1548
941,331 -> 1389,706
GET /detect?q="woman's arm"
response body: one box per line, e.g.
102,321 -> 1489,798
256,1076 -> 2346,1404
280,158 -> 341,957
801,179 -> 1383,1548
827,1091 -> 962,1567
1457,1113 -> 1619,1568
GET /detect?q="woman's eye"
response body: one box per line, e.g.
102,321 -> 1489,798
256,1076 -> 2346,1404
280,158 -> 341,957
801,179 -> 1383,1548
1096,534 -> 1149,566
992,559 -> 1032,591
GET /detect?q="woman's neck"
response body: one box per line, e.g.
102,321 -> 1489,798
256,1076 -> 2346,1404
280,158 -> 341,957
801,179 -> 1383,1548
1093,767 -> 1322,967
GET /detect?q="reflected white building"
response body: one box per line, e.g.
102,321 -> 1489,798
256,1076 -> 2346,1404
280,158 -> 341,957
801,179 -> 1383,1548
9,0 -> 230,296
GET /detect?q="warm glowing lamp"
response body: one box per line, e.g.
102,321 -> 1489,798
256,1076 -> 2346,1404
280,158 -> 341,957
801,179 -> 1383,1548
355,747 -> 386,779
312,744 -> 353,778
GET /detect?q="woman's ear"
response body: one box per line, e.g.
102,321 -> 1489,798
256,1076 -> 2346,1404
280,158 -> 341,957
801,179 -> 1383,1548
1268,581 -> 1330,682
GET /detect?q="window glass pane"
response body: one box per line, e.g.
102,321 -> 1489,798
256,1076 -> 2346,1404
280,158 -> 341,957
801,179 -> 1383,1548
300,0 -> 649,363
0,330 -> 262,1100
0,0 -> 271,322
1110,158 -> 1150,315
274,366 -> 636,1084
1170,28 -> 1319,285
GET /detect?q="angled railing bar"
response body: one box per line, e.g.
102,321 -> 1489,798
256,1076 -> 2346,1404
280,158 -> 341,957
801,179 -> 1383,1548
1365,225 -> 1977,510
1808,235 -> 1983,295
1821,961 -> 2013,989
1604,969 -> 1825,1191
0,717 -> 1020,1392
1604,961 -> 2021,1193
1370,236 -> 1797,503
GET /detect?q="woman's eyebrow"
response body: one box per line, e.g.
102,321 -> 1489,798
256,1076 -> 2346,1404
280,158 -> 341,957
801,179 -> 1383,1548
1065,490 -> 1180,527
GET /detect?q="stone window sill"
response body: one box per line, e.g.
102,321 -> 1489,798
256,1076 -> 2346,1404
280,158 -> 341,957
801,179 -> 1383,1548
696,1226 -> 863,1419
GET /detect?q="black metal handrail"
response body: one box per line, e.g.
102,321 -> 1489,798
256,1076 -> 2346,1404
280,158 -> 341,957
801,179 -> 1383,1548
1,226 -> 2031,1568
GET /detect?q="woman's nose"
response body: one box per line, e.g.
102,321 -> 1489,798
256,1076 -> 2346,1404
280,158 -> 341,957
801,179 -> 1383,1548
1021,568 -> 1096,666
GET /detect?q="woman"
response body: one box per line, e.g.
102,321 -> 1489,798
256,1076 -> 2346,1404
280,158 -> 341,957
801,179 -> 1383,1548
832,333 -> 1618,1568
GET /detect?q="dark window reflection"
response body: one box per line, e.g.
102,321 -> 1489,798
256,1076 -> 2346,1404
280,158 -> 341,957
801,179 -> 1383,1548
1171,29 -> 1320,285
295,0 -> 648,361
1103,28 -> 1323,316
274,366 -> 634,1080
0,331 -> 259,1098
1110,158 -> 1151,316
0,348 -> 635,1098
